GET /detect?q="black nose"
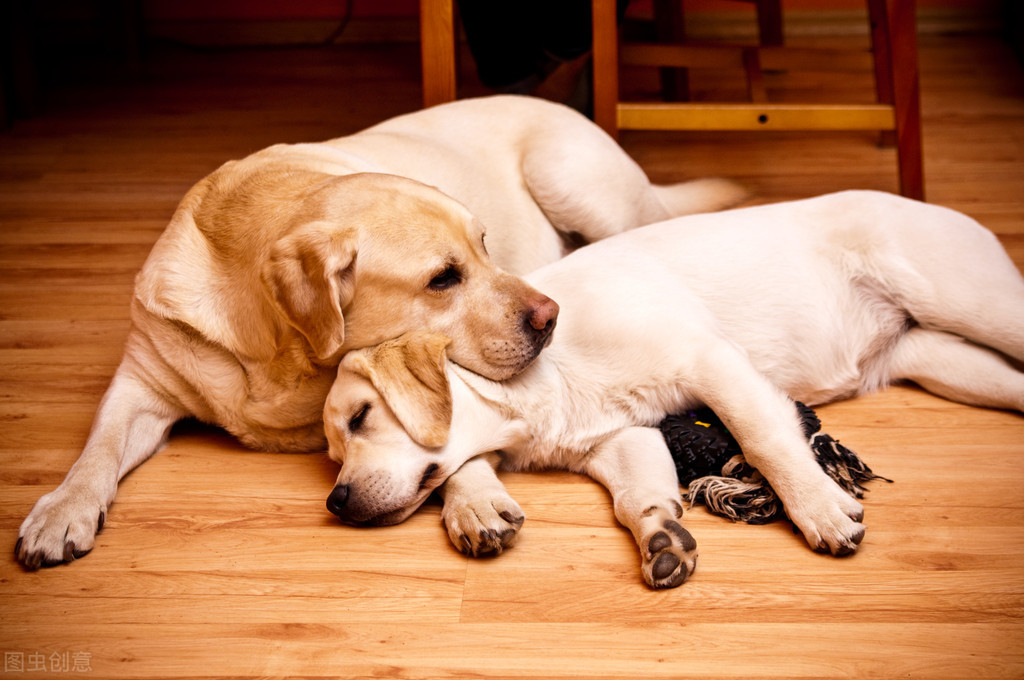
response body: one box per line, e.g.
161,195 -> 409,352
326,484 -> 349,517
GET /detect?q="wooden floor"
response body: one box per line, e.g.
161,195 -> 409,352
2,28 -> 1023,680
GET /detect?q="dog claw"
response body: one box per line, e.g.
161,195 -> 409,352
499,510 -> 524,527
475,529 -> 501,556
25,554 -> 41,571
60,540 -> 90,563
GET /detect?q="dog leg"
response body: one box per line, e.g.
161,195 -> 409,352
581,427 -> 698,589
696,343 -> 867,556
884,203 -> 1024,365
16,362 -> 184,569
890,328 -> 1024,412
519,123 -> 744,243
438,453 -> 525,557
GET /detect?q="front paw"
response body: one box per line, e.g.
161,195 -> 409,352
16,487 -> 107,570
786,480 -> 866,556
442,489 -> 525,557
640,511 -> 699,589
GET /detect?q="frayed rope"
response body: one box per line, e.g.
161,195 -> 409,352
659,402 -> 892,525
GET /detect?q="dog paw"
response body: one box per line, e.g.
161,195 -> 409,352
442,489 -> 525,557
786,481 -> 866,557
16,487 -> 106,570
639,511 -> 698,589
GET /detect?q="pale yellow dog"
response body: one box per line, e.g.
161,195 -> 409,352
17,95 -> 741,569
322,191 -> 1024,588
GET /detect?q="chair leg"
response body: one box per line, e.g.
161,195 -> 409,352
868,0 -> 895,149
592,0 -> 621,139
869,0 -> 924,200
655,0 -> 689,101
755,0 -> 784,46
889,0 -> 925,200
420,0 -> 458,108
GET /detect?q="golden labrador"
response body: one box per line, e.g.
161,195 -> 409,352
322,191 -> 1024,588
16,95 -> 742,569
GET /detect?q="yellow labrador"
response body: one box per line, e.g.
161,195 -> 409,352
16,95 -> 742,569
323,191 -> 1024,589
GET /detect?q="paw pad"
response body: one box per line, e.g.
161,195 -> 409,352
643,518 -> 698,589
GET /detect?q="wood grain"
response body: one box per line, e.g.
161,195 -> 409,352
1,31 -> 1023,679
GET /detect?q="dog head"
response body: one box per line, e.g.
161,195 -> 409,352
261,173 -> 558,379
323,331 -> 475,526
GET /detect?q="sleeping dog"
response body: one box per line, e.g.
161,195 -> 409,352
16,95 -> 742,570
321,190 -> 1024,589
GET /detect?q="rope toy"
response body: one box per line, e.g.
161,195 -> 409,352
659,402 -> 892,524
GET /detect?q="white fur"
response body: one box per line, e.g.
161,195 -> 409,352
325,190 -> 1024,589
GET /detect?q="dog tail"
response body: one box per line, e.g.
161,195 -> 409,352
652,177 -> 749,218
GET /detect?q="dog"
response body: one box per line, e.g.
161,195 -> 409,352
322,190 -> 1024,589
16,95 -> 743,569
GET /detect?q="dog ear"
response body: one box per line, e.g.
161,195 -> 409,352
262,222 -> 357,361
349,332 -> 453,448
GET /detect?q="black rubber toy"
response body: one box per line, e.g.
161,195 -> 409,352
659,402 -> 891,524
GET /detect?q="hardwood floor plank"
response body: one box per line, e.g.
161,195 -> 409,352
2,622 -> 1021,678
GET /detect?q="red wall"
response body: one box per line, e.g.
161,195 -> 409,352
679,0 -> 991,9
145,0 -> 418,21
146,0 -> 993,21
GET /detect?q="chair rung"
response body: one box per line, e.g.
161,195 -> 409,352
616,103 -> 896,131
621,44 -> 875,72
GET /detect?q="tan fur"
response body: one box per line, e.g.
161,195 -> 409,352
17,95 -> 742,569
346,333 -> 454,449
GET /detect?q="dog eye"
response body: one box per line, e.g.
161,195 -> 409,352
418,463 -> 440,491
428,265 -> 462,291
348,403 -> 370,432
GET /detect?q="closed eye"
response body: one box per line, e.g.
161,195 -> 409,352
348,403 -> 370,433
428,265 -> 462,291
418,463 -> 440,491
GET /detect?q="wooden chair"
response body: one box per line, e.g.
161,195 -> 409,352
647,0 -> 783,102
592,0 -> 924,199
418,0 -> 923,199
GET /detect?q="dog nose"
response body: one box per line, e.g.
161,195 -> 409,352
526,294 -> 559,335
326,484 -> 349,517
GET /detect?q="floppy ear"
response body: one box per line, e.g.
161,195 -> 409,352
261,221 -> 356,360
349,332 -> 453,448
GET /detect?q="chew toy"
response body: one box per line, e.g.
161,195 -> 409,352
659,402 -> 891,524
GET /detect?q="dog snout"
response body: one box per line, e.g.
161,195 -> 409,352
325,480 -> 422,527
525,294 -> 559,344
326,484 -> 350,518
